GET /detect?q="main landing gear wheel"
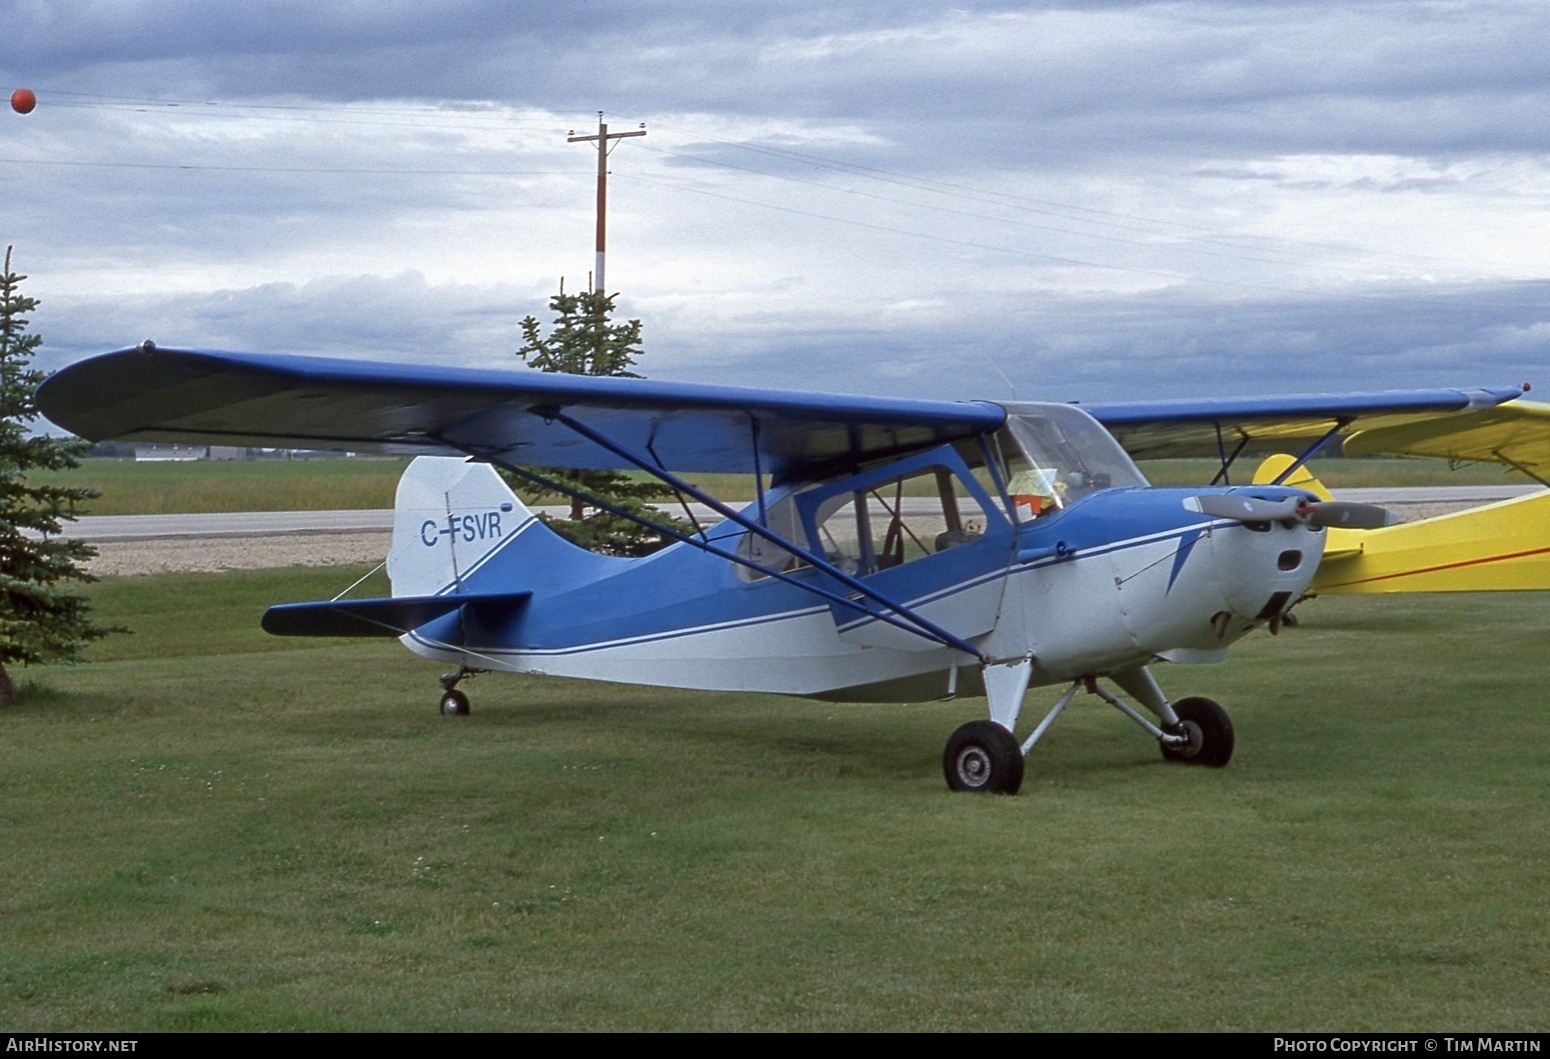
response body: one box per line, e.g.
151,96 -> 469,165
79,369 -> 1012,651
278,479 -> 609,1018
1160,696 -> 1234,767
439,689 -> 470,717
943,720 -> 1024,794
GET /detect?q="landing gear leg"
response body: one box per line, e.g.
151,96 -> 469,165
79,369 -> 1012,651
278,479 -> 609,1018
437,666 -> 483,717
942,659 -> 1031,794
1109,664 -> 1234,767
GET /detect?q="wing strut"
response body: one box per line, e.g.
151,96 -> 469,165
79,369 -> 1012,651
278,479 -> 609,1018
1210,425 -> 1251,486
1271,418 -> 1352,485
446,437 -> 987,662
1492,448 -> 1550,488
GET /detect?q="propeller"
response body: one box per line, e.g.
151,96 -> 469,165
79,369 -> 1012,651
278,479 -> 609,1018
1186,494 -> 1398,530
1302,501 -> 1400,529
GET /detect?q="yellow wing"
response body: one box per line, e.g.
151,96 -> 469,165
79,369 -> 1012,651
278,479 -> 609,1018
1343,399 -> 1550,485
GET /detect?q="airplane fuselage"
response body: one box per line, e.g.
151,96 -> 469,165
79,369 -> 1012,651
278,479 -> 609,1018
397,464 -> 1324,702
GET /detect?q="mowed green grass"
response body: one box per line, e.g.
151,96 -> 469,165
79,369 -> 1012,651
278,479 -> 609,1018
35,459 -> 412,515
1,570 -> 1547,1030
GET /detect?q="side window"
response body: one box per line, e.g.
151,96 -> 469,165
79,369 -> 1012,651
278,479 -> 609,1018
736,465 -> 992,582
811,466 -> 989,577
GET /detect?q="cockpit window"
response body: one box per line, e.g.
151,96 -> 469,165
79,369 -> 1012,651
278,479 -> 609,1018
995,402 -> 1148,519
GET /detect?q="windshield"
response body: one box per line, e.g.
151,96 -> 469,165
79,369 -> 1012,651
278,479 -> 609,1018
995,401 -> 1148,516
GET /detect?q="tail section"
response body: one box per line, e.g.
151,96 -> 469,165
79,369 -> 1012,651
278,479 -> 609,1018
389,457 -> 531,598
1251,453 -> 1335,501
264,457 -> 561,641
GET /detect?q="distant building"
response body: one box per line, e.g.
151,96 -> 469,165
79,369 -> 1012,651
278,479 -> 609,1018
134,444 -> 205,462
134,444 -> 253,462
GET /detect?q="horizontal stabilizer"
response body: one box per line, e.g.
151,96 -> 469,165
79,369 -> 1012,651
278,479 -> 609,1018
1310,490 -> 1550,594
262,591 -> 532,638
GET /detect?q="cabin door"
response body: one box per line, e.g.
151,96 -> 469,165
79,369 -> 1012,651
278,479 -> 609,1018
798,453 -> 1015,652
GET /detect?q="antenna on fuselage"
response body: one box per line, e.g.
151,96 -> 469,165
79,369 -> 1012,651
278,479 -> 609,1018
984,354 -> 1018,400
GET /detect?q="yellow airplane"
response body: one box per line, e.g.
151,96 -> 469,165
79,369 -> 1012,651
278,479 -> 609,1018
1251,401 -> 1550,596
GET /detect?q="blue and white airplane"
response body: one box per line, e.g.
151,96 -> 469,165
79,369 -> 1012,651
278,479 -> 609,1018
37,345 -> 1540,793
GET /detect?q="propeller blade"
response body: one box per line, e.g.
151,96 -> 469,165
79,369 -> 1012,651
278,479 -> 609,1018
1301,502 -> 1400,529
1187,495 -> 1302,522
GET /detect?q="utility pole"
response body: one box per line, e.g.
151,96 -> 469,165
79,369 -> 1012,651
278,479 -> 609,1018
568,112 -> 645,295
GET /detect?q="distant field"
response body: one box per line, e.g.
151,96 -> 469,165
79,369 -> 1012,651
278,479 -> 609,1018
33,458 -> 412,515
32,455 -> 1528,518
33,459 -> 761,516
0,570 -> 1545,1030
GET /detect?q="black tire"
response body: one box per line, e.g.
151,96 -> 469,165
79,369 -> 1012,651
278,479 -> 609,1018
1160,696 -> 1233,767
943,720 -> 1025,794
439,689 -> 470,717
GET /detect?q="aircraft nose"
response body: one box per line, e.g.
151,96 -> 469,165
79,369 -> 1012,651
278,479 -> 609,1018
1208,519 -> 1324,627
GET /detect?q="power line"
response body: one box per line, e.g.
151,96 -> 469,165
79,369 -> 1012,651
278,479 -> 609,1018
14,90 -> 1547,301
632,115 -> 1478,271
40,89 -> 1469,273
635,140 -> 1480,284
619,169 -> 1550,312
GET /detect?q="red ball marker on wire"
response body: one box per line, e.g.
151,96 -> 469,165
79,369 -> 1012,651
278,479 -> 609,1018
11,88 -> 37,114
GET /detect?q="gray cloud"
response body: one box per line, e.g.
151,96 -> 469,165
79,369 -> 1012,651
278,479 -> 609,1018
33,271 -> 1548,410
6,0 -> 1549,414
9,2 -> 1550,163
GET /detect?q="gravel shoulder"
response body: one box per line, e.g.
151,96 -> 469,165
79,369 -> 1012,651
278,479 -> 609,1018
87,532 -> 393,577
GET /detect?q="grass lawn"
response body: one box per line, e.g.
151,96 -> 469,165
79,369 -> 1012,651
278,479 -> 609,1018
1,569 -> 1546,1030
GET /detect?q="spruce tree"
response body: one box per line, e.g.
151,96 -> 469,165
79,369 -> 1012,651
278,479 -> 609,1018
0,246 -> 112,704
514,282 -> 693,556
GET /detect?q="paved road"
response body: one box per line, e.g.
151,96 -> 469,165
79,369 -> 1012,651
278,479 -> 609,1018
52,485 -> 1544,542
57,504 -> 721,541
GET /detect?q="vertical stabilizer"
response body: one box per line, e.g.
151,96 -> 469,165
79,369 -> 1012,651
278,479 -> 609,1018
388,457 -> 528,598
1252,453 -> 1335,501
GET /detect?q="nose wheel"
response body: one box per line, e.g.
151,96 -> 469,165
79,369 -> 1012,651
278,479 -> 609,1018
1159,696 -> 1234,767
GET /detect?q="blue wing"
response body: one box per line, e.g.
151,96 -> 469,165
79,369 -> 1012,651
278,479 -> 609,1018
38,345 -> 1528,474
37,346 -> 1006,478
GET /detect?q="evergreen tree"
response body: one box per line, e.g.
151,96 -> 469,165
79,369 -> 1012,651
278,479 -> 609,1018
0,246 -> 113,704
513,282 -> 693,556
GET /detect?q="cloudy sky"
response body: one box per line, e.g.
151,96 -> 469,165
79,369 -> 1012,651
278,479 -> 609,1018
3,0 -> 1548,409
